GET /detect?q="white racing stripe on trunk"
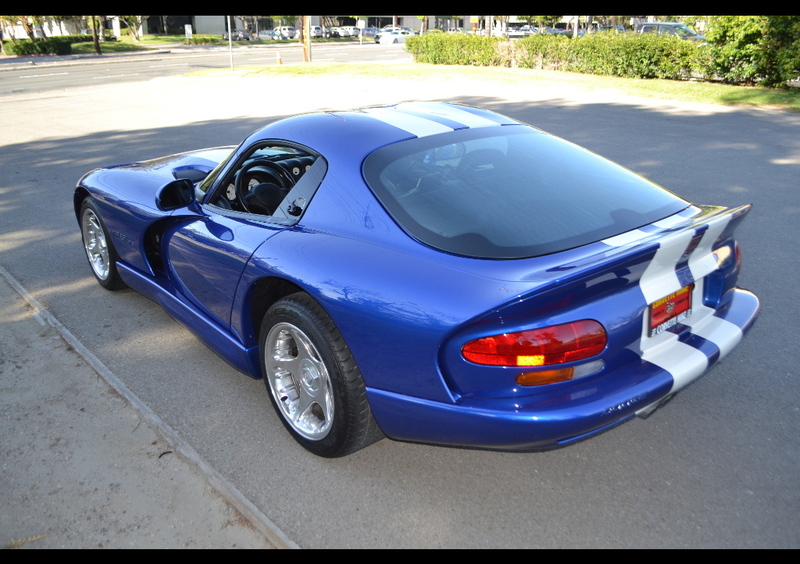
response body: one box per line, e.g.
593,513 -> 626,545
686,310 -> 743,359
602,207 -> 701,249
644,339 -> 710,393
688,214 -> 730,282
653,208 -> 697,229
637,208 -> 739,392
360,107 -> 454,137
638,229 -> 695,305
602,229 -> 650,247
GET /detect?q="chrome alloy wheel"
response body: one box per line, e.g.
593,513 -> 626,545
81,207 -> 111,280
265,322 -> 334,440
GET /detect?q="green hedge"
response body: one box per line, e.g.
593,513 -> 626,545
2,34 -> 117,56
405,34 -> 506,66
3,37 -> 74,55
183,36 -> 221,45
407,33 -> 703,80
518,33 -> 701,79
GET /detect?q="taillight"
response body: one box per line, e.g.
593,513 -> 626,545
461,320 -> 607,367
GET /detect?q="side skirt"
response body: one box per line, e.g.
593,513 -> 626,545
117,262 -> 262,379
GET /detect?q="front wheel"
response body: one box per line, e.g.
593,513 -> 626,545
260,293 -> 383,457
80,198 -> 126,291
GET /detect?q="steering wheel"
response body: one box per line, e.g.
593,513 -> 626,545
235,161 -> 291,211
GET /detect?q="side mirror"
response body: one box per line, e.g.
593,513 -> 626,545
156,178 -> 197,211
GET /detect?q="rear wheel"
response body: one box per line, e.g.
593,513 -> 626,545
80,198 -> 126,291
260,293 -> 383,457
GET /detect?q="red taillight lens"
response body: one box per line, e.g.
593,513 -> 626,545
461,320 -> 607,367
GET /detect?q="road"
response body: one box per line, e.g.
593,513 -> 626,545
0,51 -> 798,548
0,41 -> 411,95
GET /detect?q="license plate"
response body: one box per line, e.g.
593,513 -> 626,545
649,284 -> 693,336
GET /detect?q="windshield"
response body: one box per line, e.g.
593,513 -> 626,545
673,24 -> 697,37
363,127 -> 688,259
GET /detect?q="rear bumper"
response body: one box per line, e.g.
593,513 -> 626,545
367,288 -> 759,450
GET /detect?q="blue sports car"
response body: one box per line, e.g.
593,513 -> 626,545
75,102 -> 759,457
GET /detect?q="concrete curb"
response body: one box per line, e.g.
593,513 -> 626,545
0,264 -> 298,549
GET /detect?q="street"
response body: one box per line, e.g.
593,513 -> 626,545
0,41 -> 412,95
0,49 -> 798,548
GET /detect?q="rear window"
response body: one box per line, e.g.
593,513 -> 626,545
362,126 -> 688,259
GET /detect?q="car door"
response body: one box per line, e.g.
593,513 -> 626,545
162,141 -> 325,330
163,212 -> 283,328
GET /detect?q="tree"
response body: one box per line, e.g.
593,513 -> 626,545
518,15 -> 562,29
89,15 -> 101,55
270,15 -> 297,28
0,16 -> 16,48
19,17 -> 37,40
119,16 -> 148,41
706,15 -> 800,86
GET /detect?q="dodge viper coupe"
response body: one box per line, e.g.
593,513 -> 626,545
75,102 -> 759,457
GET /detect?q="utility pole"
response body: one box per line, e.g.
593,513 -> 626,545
227,15 -> 233,70
301,16 -> 311,62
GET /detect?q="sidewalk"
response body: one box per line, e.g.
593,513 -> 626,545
0,44 -> 203,70
0,267 -> 292,548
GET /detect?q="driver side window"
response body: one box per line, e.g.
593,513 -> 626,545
212,143 -> 317,217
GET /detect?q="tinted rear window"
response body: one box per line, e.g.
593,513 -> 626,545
362,126 -> 688,259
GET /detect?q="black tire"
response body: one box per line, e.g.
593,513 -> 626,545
260,293 -> 383,457
79,198 -> 126,291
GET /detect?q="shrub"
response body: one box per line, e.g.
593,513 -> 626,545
184,35 -> 220,45
405,25 -> 800,87
406,34 -> 505,66
705,16 -> 800,86
517,33 -> 701,79
515,34 -> 572,70
3,37 -> 74,55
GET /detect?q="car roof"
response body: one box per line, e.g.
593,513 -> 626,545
248,102 -> 523,161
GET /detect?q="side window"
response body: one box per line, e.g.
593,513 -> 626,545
210,144 -> 318,217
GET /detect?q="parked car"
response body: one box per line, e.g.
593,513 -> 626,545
222,29 -> 250,41
375,26 -> 415,43
339,26 -> 361,37
637,22 -> 705,42
309,25 -> 324,38
274,26 -> 296,39
379,30 -> 412,44
75,102 -> 759,458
